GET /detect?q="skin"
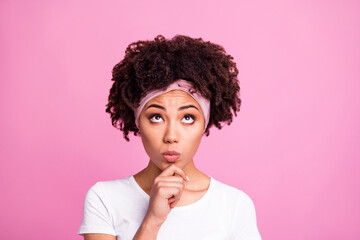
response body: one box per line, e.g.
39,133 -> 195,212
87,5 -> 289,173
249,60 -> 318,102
84,90 -> 211,240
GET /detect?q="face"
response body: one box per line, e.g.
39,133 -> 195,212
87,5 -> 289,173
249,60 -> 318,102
138,90 -> 205,171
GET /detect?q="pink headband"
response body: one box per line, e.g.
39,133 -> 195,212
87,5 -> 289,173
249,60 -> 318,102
134,79 -> 210,131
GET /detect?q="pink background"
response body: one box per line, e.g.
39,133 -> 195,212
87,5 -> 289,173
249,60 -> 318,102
1,0 -> 359,239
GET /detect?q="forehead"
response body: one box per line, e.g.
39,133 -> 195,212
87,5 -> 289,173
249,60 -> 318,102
147,90 -> 199,106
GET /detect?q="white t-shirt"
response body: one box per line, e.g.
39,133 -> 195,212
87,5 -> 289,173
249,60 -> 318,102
78,176 -> 261,240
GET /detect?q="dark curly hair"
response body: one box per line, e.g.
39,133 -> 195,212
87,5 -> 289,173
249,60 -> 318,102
106,35 -> 241,141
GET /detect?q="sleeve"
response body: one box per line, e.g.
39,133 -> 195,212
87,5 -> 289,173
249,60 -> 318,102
78,182 -> 117,236
230,192 -> 262,240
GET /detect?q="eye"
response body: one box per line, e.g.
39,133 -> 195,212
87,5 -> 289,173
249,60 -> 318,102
182,114 -> 195,124
149,114 -> 163,123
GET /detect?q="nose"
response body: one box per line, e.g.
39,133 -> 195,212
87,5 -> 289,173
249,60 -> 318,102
163,121 -> 179,144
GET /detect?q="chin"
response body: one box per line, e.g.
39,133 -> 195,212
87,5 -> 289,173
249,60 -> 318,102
151,157 -> 189,171
159,161 -> 183,170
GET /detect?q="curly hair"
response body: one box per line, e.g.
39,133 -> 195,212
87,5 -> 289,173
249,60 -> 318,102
106,35 -> 241,141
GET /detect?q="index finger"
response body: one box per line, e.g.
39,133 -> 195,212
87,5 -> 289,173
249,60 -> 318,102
160,164 -> 188,182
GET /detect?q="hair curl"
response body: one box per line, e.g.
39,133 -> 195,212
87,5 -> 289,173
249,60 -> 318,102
106,35 -> 241,141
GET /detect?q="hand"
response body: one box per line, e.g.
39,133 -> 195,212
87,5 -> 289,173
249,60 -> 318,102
144,164 -> 189,226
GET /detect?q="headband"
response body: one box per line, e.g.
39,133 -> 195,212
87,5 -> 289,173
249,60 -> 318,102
134,79 -> 210,131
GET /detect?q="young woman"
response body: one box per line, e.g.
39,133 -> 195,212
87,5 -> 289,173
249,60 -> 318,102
78,35 -> 262,240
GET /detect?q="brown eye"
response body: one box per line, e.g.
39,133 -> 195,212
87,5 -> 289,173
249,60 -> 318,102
149,114 -> 163,123
182,114 -> 195,124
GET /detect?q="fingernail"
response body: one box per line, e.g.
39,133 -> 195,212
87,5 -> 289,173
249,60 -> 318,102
186,175 -> 190,181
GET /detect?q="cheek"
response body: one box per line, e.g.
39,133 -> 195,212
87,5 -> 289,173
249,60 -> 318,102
140,130 -> 160,153
183,131 -> 203,153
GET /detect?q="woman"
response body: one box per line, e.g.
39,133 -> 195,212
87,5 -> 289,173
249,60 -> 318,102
78,35 -> 262,240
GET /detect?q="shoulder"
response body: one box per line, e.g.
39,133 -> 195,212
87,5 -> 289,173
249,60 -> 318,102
211,178 -> 261,239
89,175 -> 133,190
211,178 -> 255,205
210,177 -> 258,219
91,176 -> 133,190
85,176 -> 135,200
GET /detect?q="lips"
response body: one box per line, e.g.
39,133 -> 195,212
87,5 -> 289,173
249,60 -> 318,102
162,151 -> 180,162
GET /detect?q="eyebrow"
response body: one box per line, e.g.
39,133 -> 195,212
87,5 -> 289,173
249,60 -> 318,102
145,104 -> 199,111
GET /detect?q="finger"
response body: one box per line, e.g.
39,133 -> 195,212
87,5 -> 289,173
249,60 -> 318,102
158,186 -> 184,200
159,164 -> 188,182
168,195 -> 180,209
171,194 -> 182,208
157,181 -> 185,189
168,196 -> 175,204
169,187 -> 183,203
174,173 -> 190,182
156,175 -> 185,184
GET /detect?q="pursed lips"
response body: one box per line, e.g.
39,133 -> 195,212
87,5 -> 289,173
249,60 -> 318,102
162,151 -> 180,162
